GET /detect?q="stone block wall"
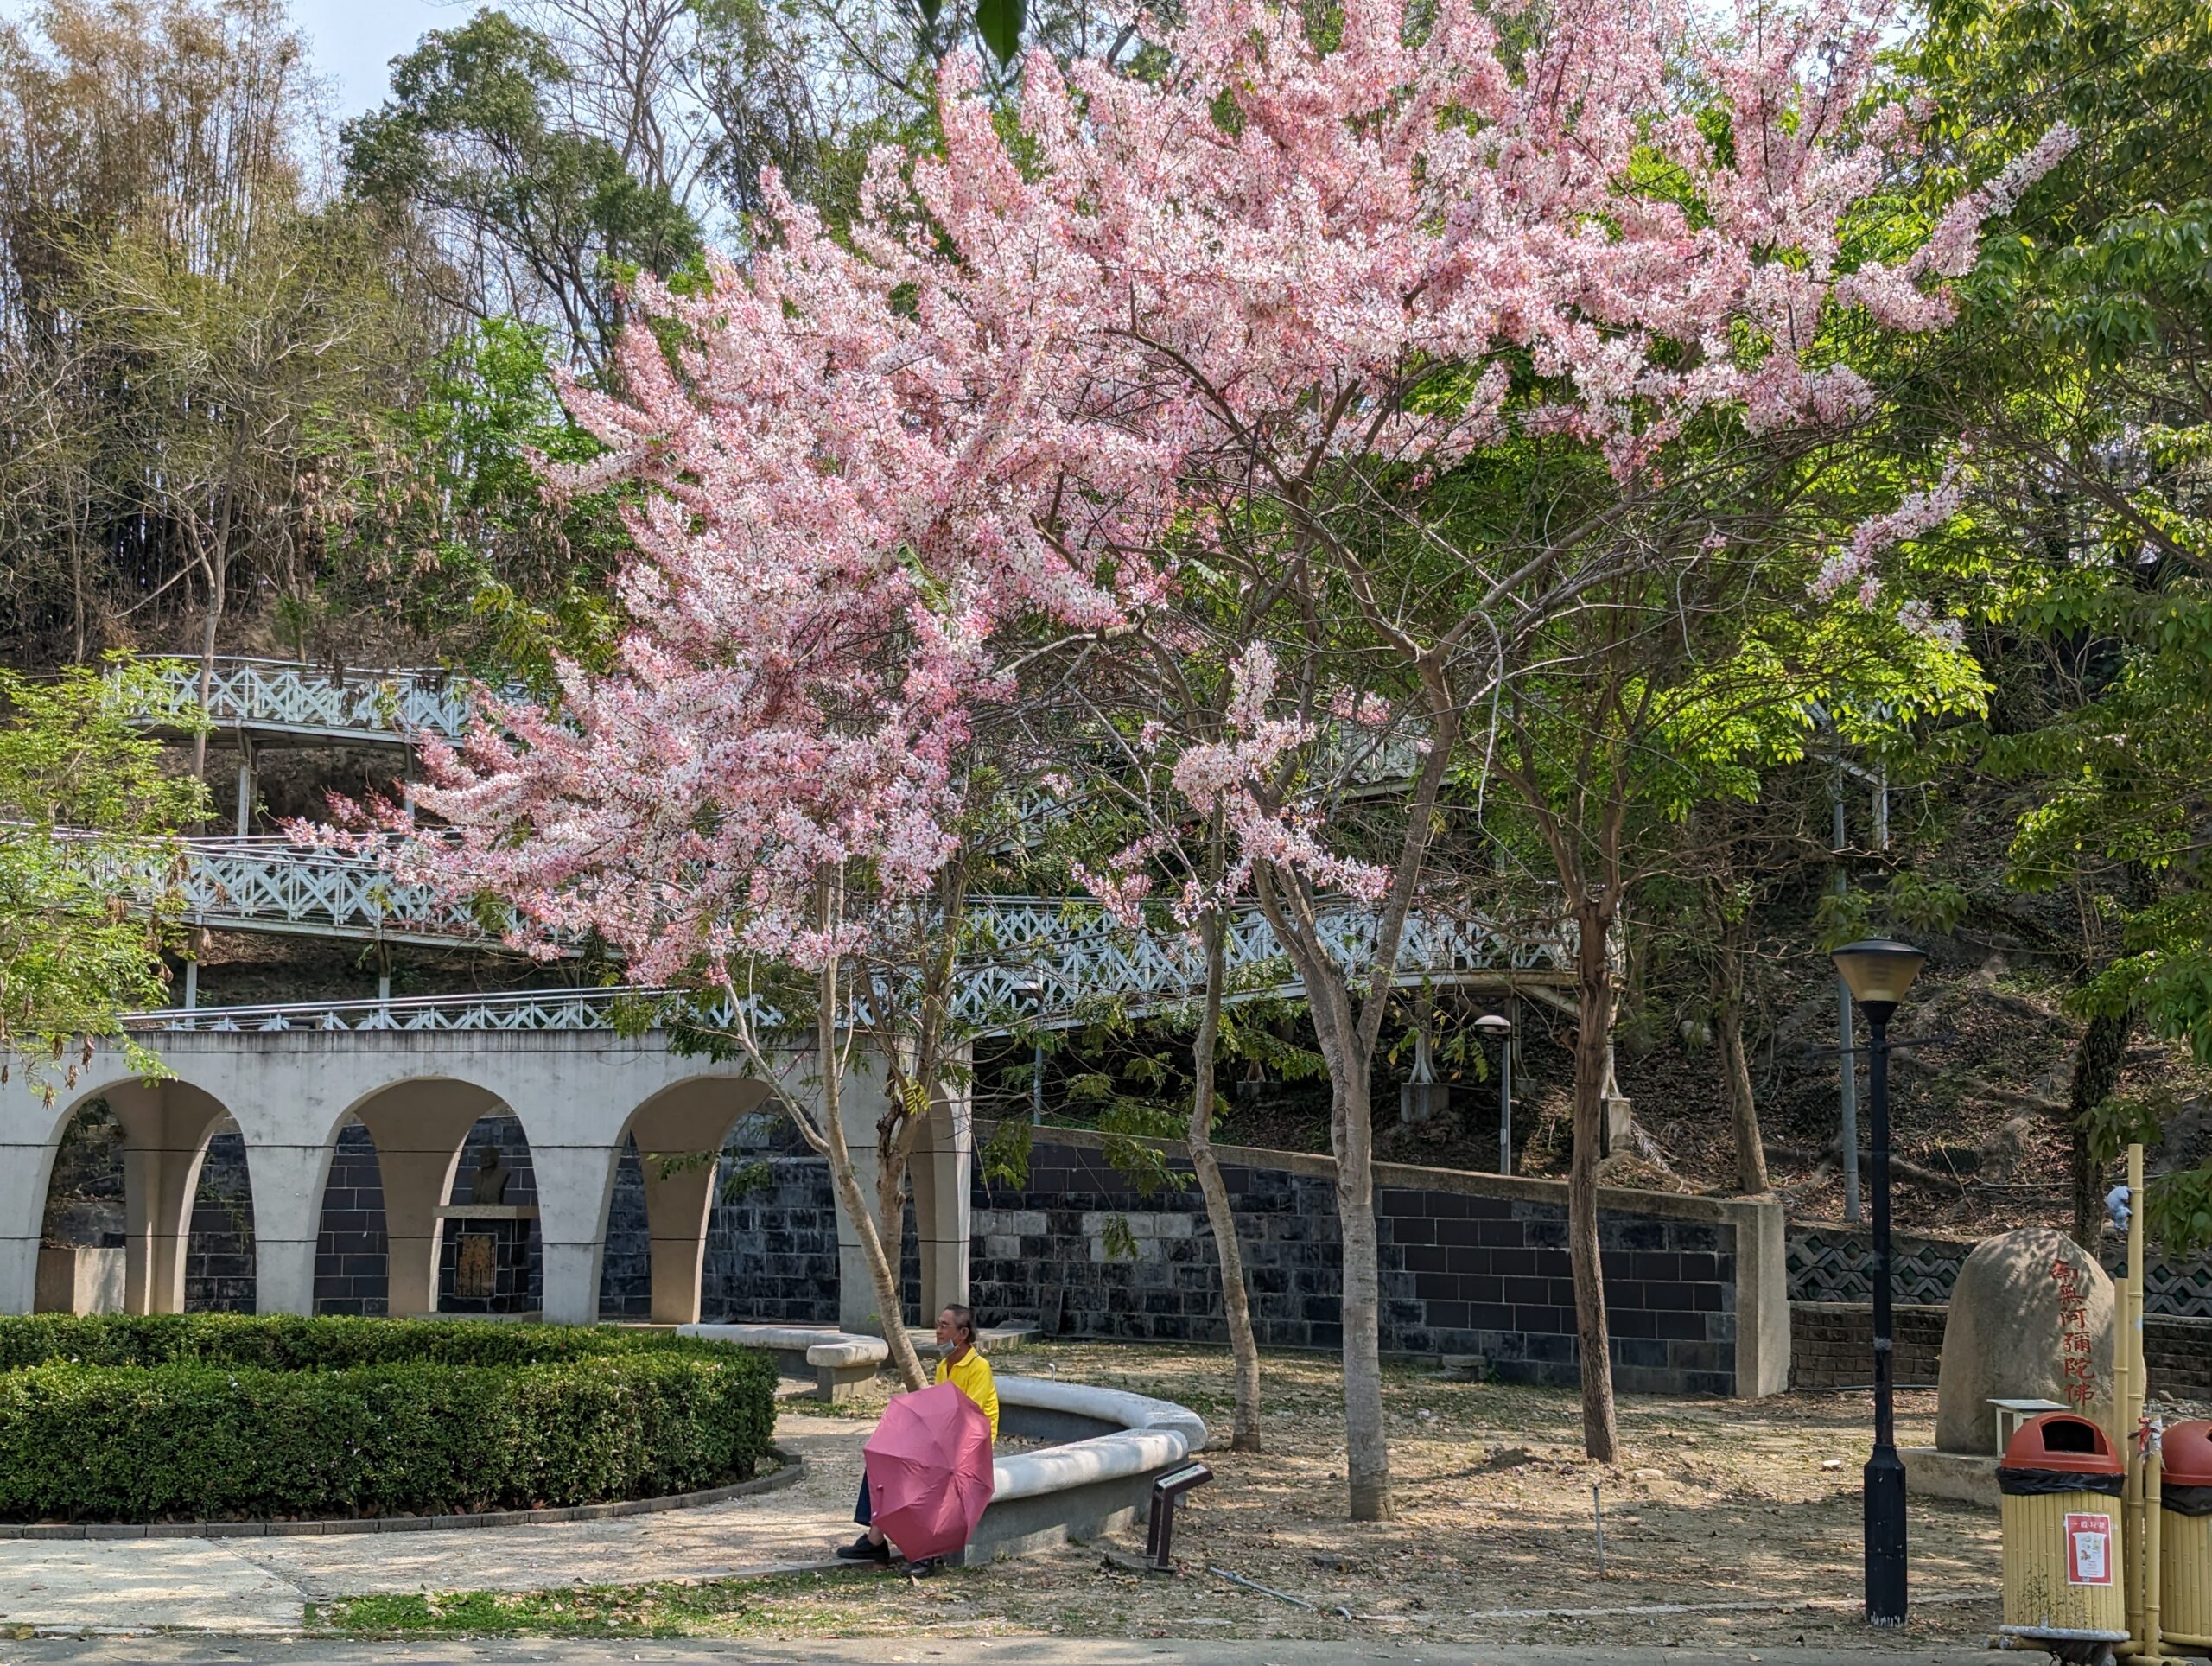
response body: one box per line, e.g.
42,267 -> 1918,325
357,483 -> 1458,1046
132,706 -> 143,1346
314,1125 -> 387,1314
1789,1303 -> 2212,1401
183,1131 -> 256,1313
964,1135 -> 1752,1395
1789,1302 -> 1948,1389
2145,1315 -> 2212,1397
170,1110 -> 1781,1399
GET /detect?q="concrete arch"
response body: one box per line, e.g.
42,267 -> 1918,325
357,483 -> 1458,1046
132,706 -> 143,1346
2,1029 -> 972,1330
3,1078 -> 239,1318
612,1076 -> 775,1326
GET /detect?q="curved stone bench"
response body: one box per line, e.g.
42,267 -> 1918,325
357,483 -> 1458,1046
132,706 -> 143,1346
678,1324 -> 887,1402
966,1376 -> 1210,1564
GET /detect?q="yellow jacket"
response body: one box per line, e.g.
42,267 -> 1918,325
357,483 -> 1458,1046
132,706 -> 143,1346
937,1347 -> 999,1441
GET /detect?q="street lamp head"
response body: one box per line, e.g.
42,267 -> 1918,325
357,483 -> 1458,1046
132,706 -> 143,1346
1830,938 -> 1927,1021
1472,1014 -> 1512,1038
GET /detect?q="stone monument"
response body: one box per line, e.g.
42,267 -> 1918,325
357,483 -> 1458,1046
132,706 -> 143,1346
470,1144 -> 511,1205
1904,1226 -> 2116,1504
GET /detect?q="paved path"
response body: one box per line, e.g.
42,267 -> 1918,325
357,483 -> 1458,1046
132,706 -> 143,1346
0,1416 -> 868,1635
2,1639 -> 2005,1666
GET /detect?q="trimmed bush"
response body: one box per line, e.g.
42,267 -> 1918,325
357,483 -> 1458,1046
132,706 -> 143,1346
0,1317 -> 778,1523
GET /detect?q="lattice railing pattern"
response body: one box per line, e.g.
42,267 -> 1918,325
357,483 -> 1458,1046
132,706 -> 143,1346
127,988 -> 639,1033
1788,1224 -> 2212,1320
115,657 -> 482,743
109,839 -> 1572,1020
88,836 -> 505,950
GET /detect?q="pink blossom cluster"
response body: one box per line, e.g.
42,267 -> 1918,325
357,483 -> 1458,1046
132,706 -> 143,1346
1075,646 -> 1392,929
1812,466 -> 1965,601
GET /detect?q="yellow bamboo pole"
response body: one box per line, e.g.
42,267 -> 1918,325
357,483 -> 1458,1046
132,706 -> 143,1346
2127,1144 -> 2149,1653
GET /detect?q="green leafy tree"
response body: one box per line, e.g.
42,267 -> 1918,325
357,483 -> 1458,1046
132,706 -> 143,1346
342,9 -> 701,373
0,663 -> 207,1097
333,317 -> 629,681
1920,0 -> 2212,1239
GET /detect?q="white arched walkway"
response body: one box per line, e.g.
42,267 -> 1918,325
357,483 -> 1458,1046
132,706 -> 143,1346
3,1029 -> 957,1330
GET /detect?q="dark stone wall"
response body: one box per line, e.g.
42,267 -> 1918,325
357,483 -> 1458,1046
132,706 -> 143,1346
969,1140 -> 1740,1394
177,1119 -> 1749,1396
1789,1302 -> 1948,1389
183,1132 -> 257,1313
315,1125 -> 386,1313
1792,1301 -> 2212,1401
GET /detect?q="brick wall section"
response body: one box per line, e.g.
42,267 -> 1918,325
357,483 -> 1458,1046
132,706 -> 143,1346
2145,1315 -> 2212,1397
314,1125 -> 387,1314
969,1137 -> 1743,1395
183,1131 -> 256,1312
699,1152 -> 842,1323
1789,1303 -> 1948,1389
1789,1303 -> 2212,1400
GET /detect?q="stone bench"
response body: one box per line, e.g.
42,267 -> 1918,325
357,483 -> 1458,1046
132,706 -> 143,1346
965,1377 -> 1210,1564
677,1324 -> 888,1402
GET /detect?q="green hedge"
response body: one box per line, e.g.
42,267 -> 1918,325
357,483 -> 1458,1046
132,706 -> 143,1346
0,1313 -> 744,1371
0,1317 -> 779,1523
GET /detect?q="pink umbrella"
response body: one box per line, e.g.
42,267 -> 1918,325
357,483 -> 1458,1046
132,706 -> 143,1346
862,1380 -> 996,1561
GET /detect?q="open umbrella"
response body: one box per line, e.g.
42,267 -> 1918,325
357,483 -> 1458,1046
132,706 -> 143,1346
862,1380 -> 995,1561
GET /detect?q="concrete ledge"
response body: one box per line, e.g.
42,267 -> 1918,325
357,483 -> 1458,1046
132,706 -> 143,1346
680,1323 -> 887,1401
1902,1446 -> 1999,1507
0,1447 -> 800,1541
995,1376 -> 1210,1455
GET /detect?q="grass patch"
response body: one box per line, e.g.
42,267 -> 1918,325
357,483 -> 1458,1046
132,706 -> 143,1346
315,1569 -> 891,1638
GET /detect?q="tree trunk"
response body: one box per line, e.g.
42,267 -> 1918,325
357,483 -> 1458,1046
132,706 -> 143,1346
1190,902 -> 1262,1450
1253,870 -> 1393,1518
1334,1063 -> 1391,1517
189,489 -> 233,817
823,1121 -> 928,1389
1570,903 -> 1620,1463
2068,1007 -> 2134,1247
1713,930 -> 1768,1194
874,1122 -> 914,1326
792,889 -> 928,1391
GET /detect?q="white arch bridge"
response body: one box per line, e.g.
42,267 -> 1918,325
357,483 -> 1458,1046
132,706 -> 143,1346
13,659 -> 1568,1334
3,897 -> 1573,1334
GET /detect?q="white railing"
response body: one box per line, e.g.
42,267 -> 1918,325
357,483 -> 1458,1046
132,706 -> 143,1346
76,833 -> 1573,1024
128,901 -> 1571,1036
125,987 -> 642,1033
112,657 -> 486,745
77,834 -> 519,951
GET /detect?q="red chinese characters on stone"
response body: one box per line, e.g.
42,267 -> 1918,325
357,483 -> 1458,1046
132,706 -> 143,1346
2051,1257 -> 2097,1408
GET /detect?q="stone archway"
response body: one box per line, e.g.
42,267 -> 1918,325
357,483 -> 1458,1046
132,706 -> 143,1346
102,1081 -> 234,1314
333,1080 -> 507,1318
605,1078 -> 774,1326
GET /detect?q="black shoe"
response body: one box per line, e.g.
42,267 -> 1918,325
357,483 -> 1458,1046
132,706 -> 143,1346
836,1534 -> 891,1562
907,1556 -> 942,1578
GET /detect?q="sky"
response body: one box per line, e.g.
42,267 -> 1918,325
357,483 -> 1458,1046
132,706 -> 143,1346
286,0 -> 459,118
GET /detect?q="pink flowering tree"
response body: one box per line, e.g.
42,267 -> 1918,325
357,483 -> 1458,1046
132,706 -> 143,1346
305,192 -> 1165,1383
323,0 -> 2067,1500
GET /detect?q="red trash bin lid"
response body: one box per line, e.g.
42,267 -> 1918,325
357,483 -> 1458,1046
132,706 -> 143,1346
2164,1421 -> 2212,1487
2003,1413 -> 2122,1475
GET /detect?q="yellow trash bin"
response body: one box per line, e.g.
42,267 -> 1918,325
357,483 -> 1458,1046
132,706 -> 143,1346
2162,1419 -> 2212,1643
1999,1413 -> 2128,1647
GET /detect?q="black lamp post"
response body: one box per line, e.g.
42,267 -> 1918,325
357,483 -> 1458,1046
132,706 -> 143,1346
1829,937 -> 1928,1628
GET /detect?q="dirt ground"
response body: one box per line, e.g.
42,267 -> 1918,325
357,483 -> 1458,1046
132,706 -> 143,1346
327,1340 -> 2010,1650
